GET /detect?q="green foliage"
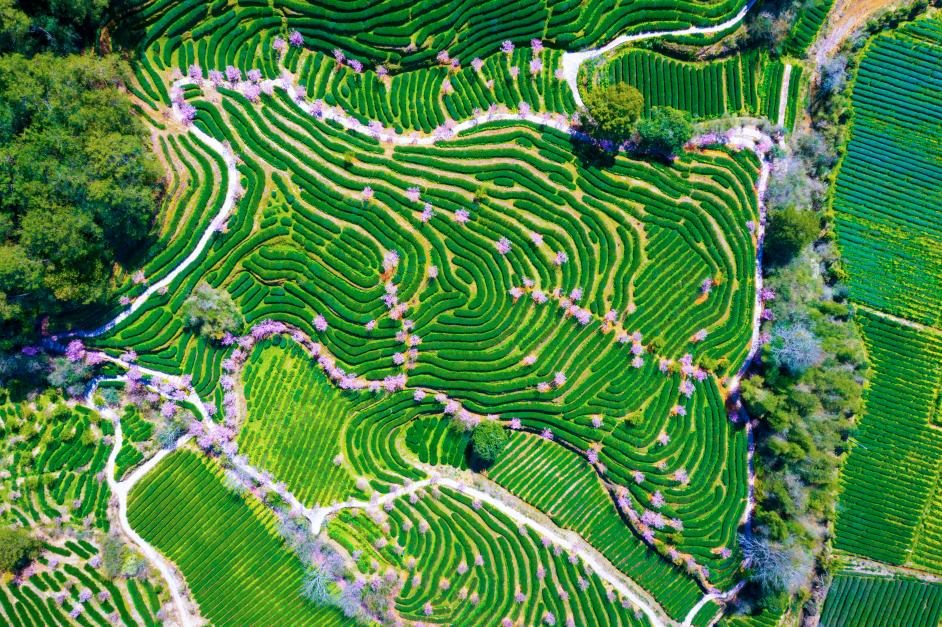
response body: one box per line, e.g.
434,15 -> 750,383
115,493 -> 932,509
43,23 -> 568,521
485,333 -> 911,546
0,0 -> 124,55
580,83 -> 644,141
0,527 -> 41,572
469,420 -> 508,464
763,207 -> 819,266
239,341 -> 356,506
128,450 -> 344,624
46,356 -> 92,397
0,1 -> 29,54
181,283 -> 244,341
741,245 -> 867,609
634,106 -> 693,156
830,21 -> 942,326
489,434 -> 713,616
0,52 -> 161,347
820,572 -> 942,627
101,533 -> 125,579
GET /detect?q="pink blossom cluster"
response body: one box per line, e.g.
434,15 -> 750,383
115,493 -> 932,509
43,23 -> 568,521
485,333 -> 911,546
225,65 -> 242,83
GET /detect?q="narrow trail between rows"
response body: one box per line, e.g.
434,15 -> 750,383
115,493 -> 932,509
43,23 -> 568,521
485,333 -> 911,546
66,5 -> 789,624
777,64 -> 793,127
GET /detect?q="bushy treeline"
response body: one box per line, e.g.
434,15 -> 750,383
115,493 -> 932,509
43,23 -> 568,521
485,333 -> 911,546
577,83 -> 694,159
732,135 -> 869,621
0,0 -> 161,351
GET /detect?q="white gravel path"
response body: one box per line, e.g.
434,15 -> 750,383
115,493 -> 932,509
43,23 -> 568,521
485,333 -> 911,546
777,64 -> 793,127
91,381 -> 199,627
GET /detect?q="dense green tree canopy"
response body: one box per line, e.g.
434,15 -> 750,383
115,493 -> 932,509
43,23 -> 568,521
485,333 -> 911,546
0,0 -> 118,55
579,83 -> 644,141
764,207 -> 820,266
633,106 -> 694,156
0,527 -> 41,572
470,420 -> 510,465
181,284 -> 245,341
0,52 -> 161,347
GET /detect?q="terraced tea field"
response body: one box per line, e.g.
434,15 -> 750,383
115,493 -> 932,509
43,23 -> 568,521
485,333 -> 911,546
328,487 -> 653,626
0,395 -> 167,625
833,311 -> 942,567
831,20 -> 942,327
96,68 -> 761,616
239,340 -> 359,507
598,50 -> 787,121
20,0 -> 831,623
128,450 -> 345,624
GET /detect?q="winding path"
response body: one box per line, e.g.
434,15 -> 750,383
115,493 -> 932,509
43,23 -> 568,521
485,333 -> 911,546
90,380 -> 198,627
68,5 -> 796,625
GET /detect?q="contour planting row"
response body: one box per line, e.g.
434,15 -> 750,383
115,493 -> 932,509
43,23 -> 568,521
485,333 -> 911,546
782,0 -> 835,55
327,487 -> 651,626
0,539 -> 163,627
488,384 -> 747,589
90,75 -> 757,608
0,401 -> 111,531
296,46 -> 576,133
490,433 -> 705,617
100,83 -> 757,389
117,0 -> 749,96
95,63 -> 760,618
832,22 -> 942,326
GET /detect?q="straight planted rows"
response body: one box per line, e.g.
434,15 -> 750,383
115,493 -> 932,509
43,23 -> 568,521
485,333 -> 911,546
819,572 -> 942,627
601,49 -> 787,120
831,21 -> 942,327
127,449 -> 345,625
833,311 -> 942,569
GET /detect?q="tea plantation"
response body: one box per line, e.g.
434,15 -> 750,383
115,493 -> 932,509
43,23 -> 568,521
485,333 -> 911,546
830,15 -> 942,577
6,0 -> 894,624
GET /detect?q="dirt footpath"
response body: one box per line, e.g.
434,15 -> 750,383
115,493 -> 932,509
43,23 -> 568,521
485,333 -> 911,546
814,0 -> 906,64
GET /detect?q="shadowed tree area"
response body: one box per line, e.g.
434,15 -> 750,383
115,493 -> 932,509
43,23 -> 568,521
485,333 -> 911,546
0,0 -> 161,351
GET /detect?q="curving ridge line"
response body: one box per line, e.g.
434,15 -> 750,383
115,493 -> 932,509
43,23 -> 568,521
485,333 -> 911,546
560,0 -> 758,108
89,117 -> 774,627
